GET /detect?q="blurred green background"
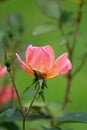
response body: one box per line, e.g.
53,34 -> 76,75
0,0 -> 87,129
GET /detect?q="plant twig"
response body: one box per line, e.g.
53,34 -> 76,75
71,2 -> 83,53
62,2 -> 83,111
9,70 -> 26,130
62,71 -> 72,110
25,83 -> 40,118
8,70 -> 23,114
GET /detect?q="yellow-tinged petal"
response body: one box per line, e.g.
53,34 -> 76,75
47,53 -> 71,78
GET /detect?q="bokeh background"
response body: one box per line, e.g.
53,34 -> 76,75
0,0 -> 87,129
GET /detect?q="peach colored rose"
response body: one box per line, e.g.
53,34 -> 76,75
0,64 -> 7,78
16,45 -> 72,78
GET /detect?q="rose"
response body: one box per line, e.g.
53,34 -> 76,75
0,86 -> 17,107
0,64 -> 7,78
16,45 -> 72,78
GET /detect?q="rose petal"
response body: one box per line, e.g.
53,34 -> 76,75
59,59 -> 72,75
25,45 -> 39,66
43,45 -> 55,67
25,45 -> 51,73
47,53 -> 70,78
16,53 -> 34,76
0,66 -> 7,78
3,86 -> 17,99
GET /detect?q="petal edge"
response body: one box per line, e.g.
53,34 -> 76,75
16,53 -> 34,76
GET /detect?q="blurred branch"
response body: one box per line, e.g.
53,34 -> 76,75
71,2 -> 83,55
62,2 -> 84,110
62,71 -> 72,111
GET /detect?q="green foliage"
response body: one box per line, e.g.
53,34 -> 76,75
0,122 -> 20,130
32,23 -> 58,36
56,112 -> 87,127
0,14 -> 24,52
42,126 -> 61,130
41,112 -> 87,130
34,0 -> 75,36
0,31 -> 5,41
0,106 -> 52,122
0,108 -> 16,120
0,108 -> 24,122
35,0 -> 61,19
60,11 -> 74,26
71,0 -> 87,4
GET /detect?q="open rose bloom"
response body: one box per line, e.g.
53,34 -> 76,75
16,45 -> 72,79
0,64 -> 7,78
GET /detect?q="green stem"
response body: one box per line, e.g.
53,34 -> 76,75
9,70 -> 26,130
23,117 -> 26,130
25,84 -> 40,118
62,71 -> 72,110
9,70 -> 23,113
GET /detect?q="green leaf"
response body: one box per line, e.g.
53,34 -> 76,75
0,108 -> 16,119
0,108 -> 22,121
0,107 -> 52,121
5,108 -> 16,118
60,10 -> 74,27
56,112 -> 87,127
0,31 -> 5,41
35,0 -> 61,19
42,126 -> 61,130
32,23 -> 58,36
60,11 -> 73,23
0,122 -> 20,130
